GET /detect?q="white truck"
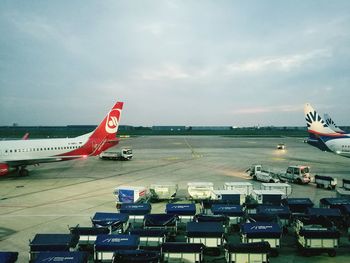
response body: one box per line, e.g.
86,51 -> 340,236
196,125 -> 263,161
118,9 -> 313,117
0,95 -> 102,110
279,165 -> 311,184
247,165 -> 280,183
99,148 -> 133,160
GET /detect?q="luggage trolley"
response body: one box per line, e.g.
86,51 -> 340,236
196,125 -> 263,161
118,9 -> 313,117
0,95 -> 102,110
306,208 -> 343,228
0,252 -> 18,263
32,251 -> 88,263
29,234 -> 79,262
211,204 -> 244,227
281,198 -> 314,214
166,203 -> 196,223
144,214 -> 178,235
112,250 -> 160,263
241,222 -> 282,256
119,203 -> 151,224
297,227 -> 340,257
69,226 -> 109,249
129,229 -> 168,248
91,212 -> 129,234
257,206 -> 291,227
224,241 -> 270,263
94,234 -> 139,262
186,221 -> 225,248
161,242 -> 205,263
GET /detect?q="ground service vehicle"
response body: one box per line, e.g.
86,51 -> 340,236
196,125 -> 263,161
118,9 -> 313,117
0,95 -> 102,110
99,148 -> 133,160
248,165 -> 280,183
279,165 -> 311,184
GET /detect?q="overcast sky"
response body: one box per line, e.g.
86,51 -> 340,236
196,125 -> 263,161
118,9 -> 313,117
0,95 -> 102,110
1,1 -> 350,127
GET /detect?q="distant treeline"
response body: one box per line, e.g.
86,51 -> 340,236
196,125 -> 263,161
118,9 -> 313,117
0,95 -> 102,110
0,125 -> 312,139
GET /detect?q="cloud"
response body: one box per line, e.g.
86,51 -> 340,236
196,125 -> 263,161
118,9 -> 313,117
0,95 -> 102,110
139,64 -> 190,80
226,49 -> 332,73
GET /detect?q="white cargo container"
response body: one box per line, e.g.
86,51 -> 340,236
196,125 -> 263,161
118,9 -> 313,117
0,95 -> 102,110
150,183 -> 178,200
224,182 -> 253,196
261,183 -> 292,198
187,182 -> 214,200
251,190 -> 284,205
113,186 -> 148,204
211,190 -> 245,205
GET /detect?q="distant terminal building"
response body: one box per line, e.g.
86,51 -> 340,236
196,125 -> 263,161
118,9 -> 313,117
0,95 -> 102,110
152,126 -> 186,131
189,126 -> 232,131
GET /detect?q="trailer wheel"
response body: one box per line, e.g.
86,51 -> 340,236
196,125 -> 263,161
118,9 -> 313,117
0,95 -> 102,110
328,250 -> 336,257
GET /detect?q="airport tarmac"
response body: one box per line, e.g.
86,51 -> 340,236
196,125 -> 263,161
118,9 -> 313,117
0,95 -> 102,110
0,135 -> 349,262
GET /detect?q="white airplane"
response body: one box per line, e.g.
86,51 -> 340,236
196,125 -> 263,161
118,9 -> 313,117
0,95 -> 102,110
324,113 -> 346,134
0,101 -> 124,176
304,103 -> 350,158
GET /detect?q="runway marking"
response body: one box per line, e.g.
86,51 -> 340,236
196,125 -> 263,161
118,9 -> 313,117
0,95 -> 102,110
184,138 -> 202,158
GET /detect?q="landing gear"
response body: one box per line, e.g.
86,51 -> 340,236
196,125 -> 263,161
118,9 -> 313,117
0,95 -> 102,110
18,167 -> 29,176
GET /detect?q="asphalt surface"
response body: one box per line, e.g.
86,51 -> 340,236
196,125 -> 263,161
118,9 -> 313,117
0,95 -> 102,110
0,136 -> 349,262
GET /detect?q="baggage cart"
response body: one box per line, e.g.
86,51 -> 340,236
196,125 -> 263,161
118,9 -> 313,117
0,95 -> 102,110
91,212 -> 129,234
314,175 -> 337,190
223,182 -> 253,196
144,214 -> 178,234
343,178 -> 350,190
161,242 -> 205,263
307,208 -> 342,228
257,206 -> 291,227
261,183 -> 292,198
187,221 -> 225,247
119,203 -> 151,224
319,197 -> 350,209
211,204 -> 244,226
112,250 -> 160,263
241,222 -> 282,256
150,183 -> 178,200
166,203 -> 196,223
29,234 -> 79,262
251,190 -> 284,205
336,187 -> 350,198
33,251 -> 88,263
187,182 -> 214,200
211,190 -> 245,205
281,198 -> 314,214
297,228 -> 340,257
69,226 -> 109,248
0,252 -> 18,263
94,234 -> 139,262
129,229 -> 168,247
224,241 -> 270,263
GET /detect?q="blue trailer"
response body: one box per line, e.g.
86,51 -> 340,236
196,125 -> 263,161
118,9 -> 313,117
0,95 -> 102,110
69,226 -> 109,248
129,229 -> 168,247
166,203 -> 196,223
211,204 -> 244,226
29,234 -> 79,262
224,242 -> 270,263
307,207 -> 343,227
281,198 -> 314,214
319,197 -> 350,209
257,206 -> 291,227
0,252 -> 18,263
94,234 -> 139,262
112,250 -> 160,263
241,222 -> 282,256
119,203 -> 151,223
91,212 -> 129,234
33,251 -> 88,263
187,221 -> 225,247
161,242 -> 205,263
297,228 -> 340,257
144,214 -> 178,234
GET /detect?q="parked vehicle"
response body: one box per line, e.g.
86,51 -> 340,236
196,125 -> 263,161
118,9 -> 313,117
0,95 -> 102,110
99,148 -> 133,160
277,143 -> 286,150
315,175 -> 337,190
247,165 -> 280,183
279,165 -> 311,184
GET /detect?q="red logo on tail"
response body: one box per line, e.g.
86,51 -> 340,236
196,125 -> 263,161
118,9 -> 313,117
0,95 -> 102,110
105,109 -> 121,134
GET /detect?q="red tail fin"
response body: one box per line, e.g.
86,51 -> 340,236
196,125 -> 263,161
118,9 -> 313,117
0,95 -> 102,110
88,101 -> 124,155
